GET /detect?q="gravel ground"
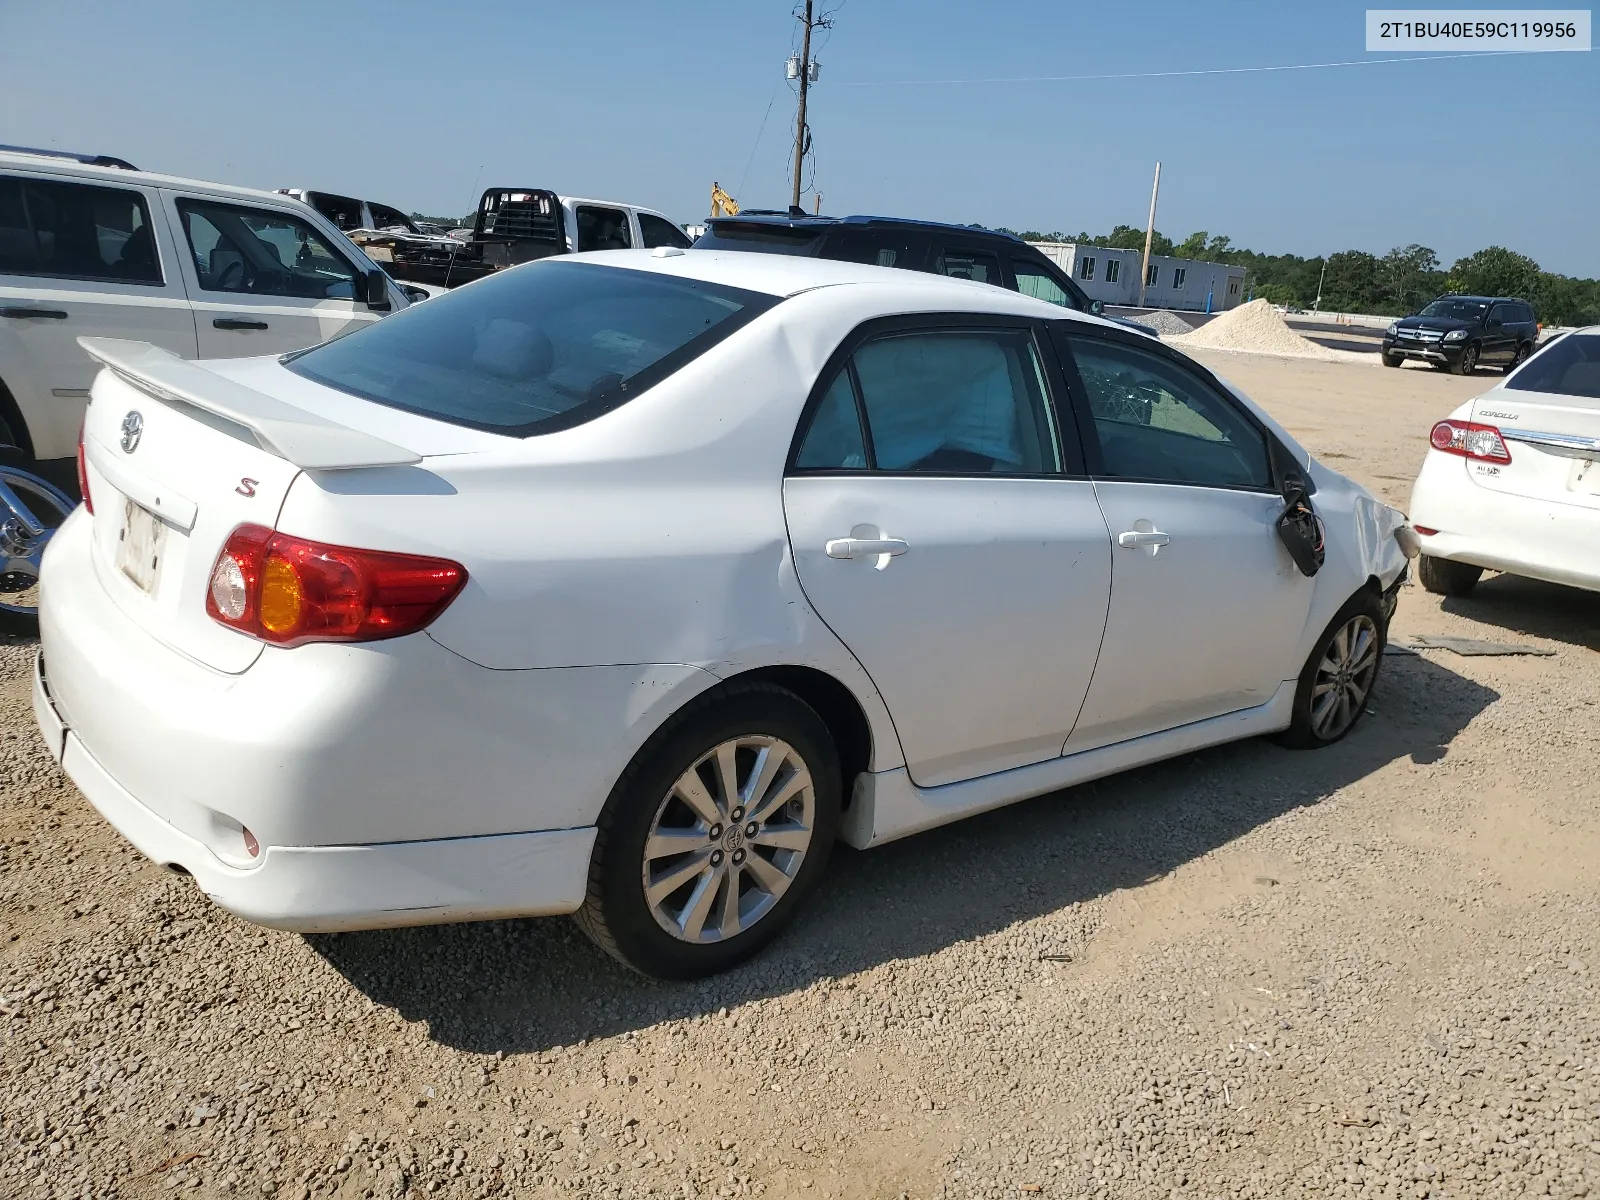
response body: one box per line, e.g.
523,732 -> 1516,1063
3,353 -> 1598,1200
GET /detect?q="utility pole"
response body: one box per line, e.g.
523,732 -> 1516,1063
791,0 -> 819,210
1138,161 -> 1161,308
1314,258 -> 1327,312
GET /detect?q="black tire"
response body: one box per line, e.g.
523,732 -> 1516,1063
1417,553 -> 1483,597
0,467 -> 76,638
1277,589 -> 1386,750
1382,352 -> 1403,368
1504,342 -> 1531,374
1451,343 -> 1479,375
574,681 -> 841,979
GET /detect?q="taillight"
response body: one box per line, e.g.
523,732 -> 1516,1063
76,425 -> 94,514
206,524 -> 466,647
1429,420 -> 1511,464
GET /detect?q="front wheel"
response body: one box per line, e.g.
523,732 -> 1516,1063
1277,591 -> 1385,749
1382,352 -> 1403,368
574,682 -> 841,979
1418,553 -> 1483,597
1451,344 -> 1480,375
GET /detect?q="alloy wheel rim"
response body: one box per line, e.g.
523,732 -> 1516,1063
1310,614 -> 1380,740
1463,347 -> 1477,372
642,735 -> 815,944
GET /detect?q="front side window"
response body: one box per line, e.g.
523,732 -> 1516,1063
576,206 -> 632,251
1105,259 -> 1121,284
1012,261 -> 1075,308
1067,336 -> 1271,489
179,200 -> 359,299
1078,256 -> 1096,281
0,175 -> 162,284
287,261 -> 778,436
639,213 -> 691,249
1172,267 -> 1187,290
793,327 -> 1059,474
367,202 -> 416,232
1506,333 -> 1600,399
933,249 -> 1001,286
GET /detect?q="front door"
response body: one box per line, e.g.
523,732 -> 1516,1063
783,320 -> 1113,787
0,172 -> 196,460
1056,330 -> 1315,753
164,193 -> 379,359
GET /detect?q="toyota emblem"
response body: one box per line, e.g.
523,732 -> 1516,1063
120,410 -> 143,453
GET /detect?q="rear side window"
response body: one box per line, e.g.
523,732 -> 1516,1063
367,202 -> 415,231
286,261 -> 779,436
639,213 -> 691,249
793,328 -> 1060,475
826,229 -> 928,271
1506,333 -> 1600,399
308,192 -> 364,231
0,174 -> 162,285
576,206 -> 632,251
933,248 -> 1002,286
178,199 -> 358,299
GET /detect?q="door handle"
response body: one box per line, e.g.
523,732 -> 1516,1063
0,307 -> 68,320
1117,530 -> 1171,548
213,318 -> 270,330
825,537 -> 909,560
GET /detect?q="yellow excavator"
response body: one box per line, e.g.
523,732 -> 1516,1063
710,181 -> 739,218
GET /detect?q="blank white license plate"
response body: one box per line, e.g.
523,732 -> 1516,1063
116,498 -> 166,594
1569,458 -> 1600,496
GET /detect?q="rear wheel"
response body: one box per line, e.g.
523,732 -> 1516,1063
574,682 -> 841,979
1451,344 -> 1480,375
1418,553 -> 1483,597
1504,342 -> 1531,373
1382,352 -> 1403,368
1278,590 -> 1385,749
0,467 -> 76,637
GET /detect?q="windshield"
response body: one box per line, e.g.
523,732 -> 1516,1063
1506,333 -> 1600,400
1420,298 -> 1489,321
285,261 -> 779,435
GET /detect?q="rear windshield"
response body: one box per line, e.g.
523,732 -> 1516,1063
285,261 -> 779,435
1506,333 -> 1600,399
694,224 -> 825,256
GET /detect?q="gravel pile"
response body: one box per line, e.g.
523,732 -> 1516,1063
1136,310 -> 1200,337
1169,299 -> 1373,363
3,382 -> 1599,1200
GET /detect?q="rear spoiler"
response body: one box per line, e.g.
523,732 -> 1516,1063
78,338 -> 422,471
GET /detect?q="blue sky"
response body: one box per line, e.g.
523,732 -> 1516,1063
4,1 -> 1596,274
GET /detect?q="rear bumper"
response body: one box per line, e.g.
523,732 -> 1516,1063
36,653 -> 593,931
1409,451 -> 1600,593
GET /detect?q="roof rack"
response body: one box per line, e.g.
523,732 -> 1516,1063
0,144 -> 138,171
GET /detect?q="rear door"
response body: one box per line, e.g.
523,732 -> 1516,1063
0,171 -> 197,460
1056,328 -> 1315,753
163,192 -> 379,359
1473,332 -> 1600,515
783,316 -> 1113,787
573,204 -> 633,252
1484,302 -> 1518,364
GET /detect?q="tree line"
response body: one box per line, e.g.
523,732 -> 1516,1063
1004,225 -> 1600,326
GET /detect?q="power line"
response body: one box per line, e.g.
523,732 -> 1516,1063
835,50 -> 1535,88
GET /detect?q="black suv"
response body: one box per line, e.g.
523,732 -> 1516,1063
694,211 -> 1157,337
1382,295 -> 1539,375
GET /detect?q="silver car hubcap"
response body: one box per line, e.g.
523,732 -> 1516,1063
1310,614 -> 1379,740
642,735 -> 815,944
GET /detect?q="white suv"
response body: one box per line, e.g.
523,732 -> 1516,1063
0,147 -> 410,467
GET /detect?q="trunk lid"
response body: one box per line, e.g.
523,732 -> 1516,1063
77,338 -> 425,673
1471,373 -> 1600,511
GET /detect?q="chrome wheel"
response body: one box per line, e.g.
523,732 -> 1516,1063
1310,614 -> 1380,740
642,735 -> 815,944
0,468 -> 74,621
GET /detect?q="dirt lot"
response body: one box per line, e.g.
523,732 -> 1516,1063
3,351 -> 1597,1200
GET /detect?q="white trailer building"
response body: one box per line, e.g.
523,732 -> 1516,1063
1028,243 -> 1246,312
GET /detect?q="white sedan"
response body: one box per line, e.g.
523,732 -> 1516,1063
1410,327 -> 1600,597
36,250 -> 1412,978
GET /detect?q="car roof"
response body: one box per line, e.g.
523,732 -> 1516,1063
0,149 -> 302,206
1434,294 -> 1523,304
558,248 -> 1118,326
707,212 -> 1025,244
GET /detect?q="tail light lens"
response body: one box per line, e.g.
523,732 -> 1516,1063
76,425 -> 94,514
1430,420 -> 1511,464
206,524 -> 466,647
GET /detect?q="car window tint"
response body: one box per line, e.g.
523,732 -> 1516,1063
308,193 -> 364,231
1069,337 -> 1271,489
794,369 -> 869,470
0,175 -> 162,285
933,248 -> 1002,286
639,213 -> 691,249
1506,333 -> 1600,400
576,205 -> 632,251
1011,260 -> 1079,309
828,229 -> 925,270
367,202 -> 414,231
850,329 -> 1058,474
286,261 -> 779,436
179,200 -> 358,300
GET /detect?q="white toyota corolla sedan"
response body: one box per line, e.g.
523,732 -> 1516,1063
1410,327 -> 1600,597
35,250 -> 1412,978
